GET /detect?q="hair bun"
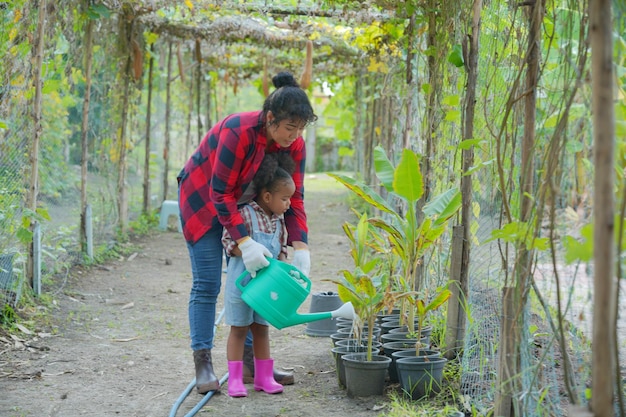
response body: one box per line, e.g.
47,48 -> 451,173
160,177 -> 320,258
272,72 -> 299,89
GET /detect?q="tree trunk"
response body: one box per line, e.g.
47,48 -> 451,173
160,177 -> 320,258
81,16 -> 94,252
195,38 -> 204,145
185,44 -> 194,163
353,69 -> 365,175
162,42 -> 173,202
423,0 -> 440,205
447,0 -> 482,359
142,43 -> 155,215
590,1 -> 617,415
27,0 -> 47,288
117,33 -> 132,233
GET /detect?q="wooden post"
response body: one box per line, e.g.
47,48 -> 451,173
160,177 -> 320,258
590,0 -> 617,415
27,0 -> 47,288
495,287 -> 515,417
162,41 -> 173,202
80,16 -> 94,253
143,43 -> 155,215
445,225 -> 464,359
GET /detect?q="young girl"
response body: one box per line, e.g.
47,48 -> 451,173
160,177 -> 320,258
221,152 -> 297,397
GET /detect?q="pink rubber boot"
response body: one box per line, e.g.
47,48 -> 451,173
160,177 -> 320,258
253,358 -> 284,394
227,361 -> 248,397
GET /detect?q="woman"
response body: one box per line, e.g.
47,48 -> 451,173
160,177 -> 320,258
177,72 -> 317,394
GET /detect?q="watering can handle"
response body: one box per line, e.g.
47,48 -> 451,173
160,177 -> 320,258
235,258 -> 311,293
234,256 -> 273,292
235,269 -> 251,293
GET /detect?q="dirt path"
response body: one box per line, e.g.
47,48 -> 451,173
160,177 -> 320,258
0,174 -> 390,417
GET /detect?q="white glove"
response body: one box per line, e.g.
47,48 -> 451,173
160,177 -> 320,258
238,237 -> 272,277
292,249 -> 311,277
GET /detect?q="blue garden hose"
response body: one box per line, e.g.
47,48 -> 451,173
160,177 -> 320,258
168,308 -> 228,417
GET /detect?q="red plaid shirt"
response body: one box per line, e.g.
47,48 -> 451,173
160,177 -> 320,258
177,111 -> 307,245
221,201 -> 288,258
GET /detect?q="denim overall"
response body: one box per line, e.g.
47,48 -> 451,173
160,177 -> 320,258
224,205 -> 283,327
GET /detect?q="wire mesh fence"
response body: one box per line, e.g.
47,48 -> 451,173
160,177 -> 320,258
456,190 -> 626,415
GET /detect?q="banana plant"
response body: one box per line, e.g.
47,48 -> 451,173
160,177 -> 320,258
328,145 -> 462,334
407,286 -> 452,352
324,212 -> 395,361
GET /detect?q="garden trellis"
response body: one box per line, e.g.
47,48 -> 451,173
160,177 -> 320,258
0,1 -> 625,416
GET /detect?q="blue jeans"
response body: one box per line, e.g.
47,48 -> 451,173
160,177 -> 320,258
186,225 -> 255,350
186,226 -> 223,351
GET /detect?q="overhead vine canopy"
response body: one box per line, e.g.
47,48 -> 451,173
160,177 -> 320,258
94,0 -> 411,82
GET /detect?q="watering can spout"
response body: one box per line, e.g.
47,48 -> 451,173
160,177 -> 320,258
286,301 -> 356,327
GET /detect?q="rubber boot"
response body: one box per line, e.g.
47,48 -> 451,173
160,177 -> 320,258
227,361 -> 248,397
193,349 -> 220,394
253,358 -> 283,394
242,345 -> 294,385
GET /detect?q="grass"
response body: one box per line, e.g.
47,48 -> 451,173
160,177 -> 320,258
304,172 -> 349,195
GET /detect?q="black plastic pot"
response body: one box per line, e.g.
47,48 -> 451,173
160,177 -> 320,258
331,345 -> 380,388
342,352 -> 391,398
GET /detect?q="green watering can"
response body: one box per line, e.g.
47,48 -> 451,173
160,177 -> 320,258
236,258 -> 356,330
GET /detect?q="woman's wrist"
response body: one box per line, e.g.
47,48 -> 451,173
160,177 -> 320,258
291,241 -> 308,251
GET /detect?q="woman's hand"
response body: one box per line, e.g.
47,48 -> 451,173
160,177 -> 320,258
292,248 -> 311,277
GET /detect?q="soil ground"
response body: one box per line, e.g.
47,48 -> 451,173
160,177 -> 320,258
0,174 -> 396,417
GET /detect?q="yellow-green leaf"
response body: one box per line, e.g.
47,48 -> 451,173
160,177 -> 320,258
393,148 -> 423,204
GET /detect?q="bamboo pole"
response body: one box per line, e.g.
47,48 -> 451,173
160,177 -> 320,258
195,38 -> 203,145
27,0 -> 47,288
143,43 -> 155,215
185,44 -> 194,161
162,42 -> 173,202
117,52 -> 131,232
80,16 -> 94,253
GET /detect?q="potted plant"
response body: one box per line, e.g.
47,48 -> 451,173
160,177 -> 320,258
328,145 -> 462,337
391,285 -> 451,397
325,212 -> 393,396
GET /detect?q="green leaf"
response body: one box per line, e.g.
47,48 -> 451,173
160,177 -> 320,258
338,146 -> 354,157
563,224 -> 593,263
373,146 -> 395,192
17,227 -> 33,244
458,138 -> 482,150
464,159 -> 494,176
42,79 -> 62,94
531,237 -> 550,251
425,289 -> 452,311
442,95 -> 460,106
421,83 -> 431,95
393,148 -> 423,204
447,44 -> 465,68
445,109 -> 461,122
36,207 -> 51,221
423,188 -> 461,225
328,173 -> 396,215
88,4 -> 112,19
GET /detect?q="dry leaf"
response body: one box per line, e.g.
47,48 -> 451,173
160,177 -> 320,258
15,323 -> 32,335
300,40 -> 313,89
131,39 -> 143,81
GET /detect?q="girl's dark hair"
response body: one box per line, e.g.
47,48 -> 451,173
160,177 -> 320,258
262,72 -> 317,126
254,153 -> 296,193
